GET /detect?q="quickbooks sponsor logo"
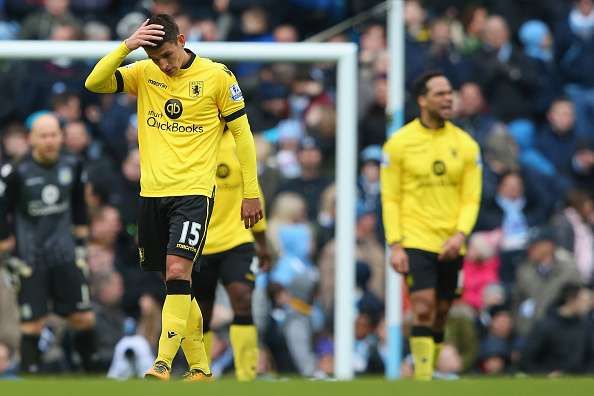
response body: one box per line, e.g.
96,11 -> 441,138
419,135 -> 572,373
146,117 -> 204,133
165,98 -> 183,119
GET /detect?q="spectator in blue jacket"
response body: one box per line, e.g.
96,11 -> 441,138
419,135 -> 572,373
455,82 -> 497,150
519,20 -> 562,119
555,0 -> 594,137
536,97 -> 580,194
269,223 -> 320,377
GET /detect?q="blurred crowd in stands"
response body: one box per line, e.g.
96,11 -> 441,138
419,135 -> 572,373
2,0 -> 594,380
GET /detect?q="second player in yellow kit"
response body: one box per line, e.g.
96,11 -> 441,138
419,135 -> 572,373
85,14 -> 263,381
381,72 -> 481,380
184,130 -> 271,381
381,120 -> 481,254
200,131 -> 268,255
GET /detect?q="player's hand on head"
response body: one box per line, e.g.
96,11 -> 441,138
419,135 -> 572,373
124,19 -> 165,51
241,198 -> 263,229
390,244 -> 408,274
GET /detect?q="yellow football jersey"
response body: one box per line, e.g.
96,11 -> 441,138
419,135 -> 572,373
115,49 -> 246,197
203,131 -> 266,255
381,119 -> 482,253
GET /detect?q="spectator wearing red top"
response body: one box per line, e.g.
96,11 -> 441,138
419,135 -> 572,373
462,231 -> 501,311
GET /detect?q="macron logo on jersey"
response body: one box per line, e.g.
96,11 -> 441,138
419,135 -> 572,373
148,79 -> 168,90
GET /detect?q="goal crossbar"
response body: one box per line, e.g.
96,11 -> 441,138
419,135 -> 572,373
0,40 -> 358,380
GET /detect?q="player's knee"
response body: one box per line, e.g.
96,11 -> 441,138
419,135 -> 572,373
20,318 -> 46,335
166,268 -> 185,280
412,299 -> 435,323
227,283 -> 252,316
67,311 -> 96,330
166,257 -> 192,280
231,297 -> 252,317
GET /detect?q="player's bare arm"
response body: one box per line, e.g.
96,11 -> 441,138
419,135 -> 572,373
253,230 -> 271,272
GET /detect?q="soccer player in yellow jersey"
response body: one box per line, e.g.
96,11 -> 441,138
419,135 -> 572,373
181,130 -> 271,381
381,71 -> 482,380
85,14 -> 263,380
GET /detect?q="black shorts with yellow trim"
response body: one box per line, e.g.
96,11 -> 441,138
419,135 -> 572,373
405,248 -> 463,300
192,243 -> 257,301
138,194 -> 214,272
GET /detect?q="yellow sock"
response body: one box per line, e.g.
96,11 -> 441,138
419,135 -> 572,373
203,331 -> 213,365
410,326 -> 435,380
434,342 -> 443,369
180,297 -> 211,374
433,331 -> 445,369
156,281 -> 192,368
230,324 -> 258,381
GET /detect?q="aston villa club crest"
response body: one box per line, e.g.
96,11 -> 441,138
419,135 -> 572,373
189,81 -> 203,98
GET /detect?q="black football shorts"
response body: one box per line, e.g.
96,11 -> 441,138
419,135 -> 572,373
18,261 -> 92,322
138,194 -> 214,272
192,243 -> 257,302
405,248 -> 463,300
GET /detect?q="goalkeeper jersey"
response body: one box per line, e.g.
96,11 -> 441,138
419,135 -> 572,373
203,131 -> 266,255
381,119 -> 482,253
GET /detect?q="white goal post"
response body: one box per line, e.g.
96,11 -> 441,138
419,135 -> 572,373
0,40 -> 359,380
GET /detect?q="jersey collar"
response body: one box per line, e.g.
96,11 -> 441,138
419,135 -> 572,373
181,48 -> 196,69
418,117 -> 446,130
417,118 -> 447,134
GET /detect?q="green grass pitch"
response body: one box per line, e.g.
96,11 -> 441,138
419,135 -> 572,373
2,377 -> 594,396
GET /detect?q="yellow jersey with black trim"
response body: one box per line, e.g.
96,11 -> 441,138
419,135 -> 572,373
203,131 -> 266,255
381,119 -> 482,254
116,49 -> 246,197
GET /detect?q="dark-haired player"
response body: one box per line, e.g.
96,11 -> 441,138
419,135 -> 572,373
381,71 -> 482,380
85,14 -> 262,380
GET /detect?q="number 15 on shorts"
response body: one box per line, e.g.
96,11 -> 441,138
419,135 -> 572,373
179,221 -> 202,246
